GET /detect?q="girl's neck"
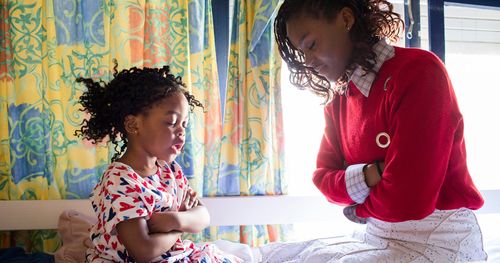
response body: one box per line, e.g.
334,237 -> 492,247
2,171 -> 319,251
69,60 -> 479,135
116,149 -> 158,178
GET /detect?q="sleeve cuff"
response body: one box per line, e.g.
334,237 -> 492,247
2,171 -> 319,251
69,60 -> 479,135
343,205 -> 367,224
345,164 -> 370,204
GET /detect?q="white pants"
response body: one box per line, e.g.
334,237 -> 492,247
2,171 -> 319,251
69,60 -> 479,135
253,208 -> 487,263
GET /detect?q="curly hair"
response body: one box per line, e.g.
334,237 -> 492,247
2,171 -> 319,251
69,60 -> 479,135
75,62 -> 204,161
274,0 -> 403,102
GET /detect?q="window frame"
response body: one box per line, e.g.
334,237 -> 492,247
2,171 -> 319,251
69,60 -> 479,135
426,0 -> 500,61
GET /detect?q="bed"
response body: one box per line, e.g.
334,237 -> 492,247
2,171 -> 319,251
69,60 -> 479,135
1,194 -> 499,262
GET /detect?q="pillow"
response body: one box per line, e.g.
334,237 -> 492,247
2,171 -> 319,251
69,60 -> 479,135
55,210 -> 97,263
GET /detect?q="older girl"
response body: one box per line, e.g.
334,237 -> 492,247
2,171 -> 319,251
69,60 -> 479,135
261,0 -> 487,261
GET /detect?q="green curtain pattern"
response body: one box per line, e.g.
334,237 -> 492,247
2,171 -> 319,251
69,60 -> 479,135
212,0 -> 288,247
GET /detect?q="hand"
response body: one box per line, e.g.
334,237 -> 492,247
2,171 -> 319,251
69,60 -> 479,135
364,161 -> 385,187
178,189 -> 199,212
147,212 -> 180,234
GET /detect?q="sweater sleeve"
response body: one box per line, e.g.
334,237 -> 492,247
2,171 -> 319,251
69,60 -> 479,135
356,52 -> 462,222
312,102 -> 356,205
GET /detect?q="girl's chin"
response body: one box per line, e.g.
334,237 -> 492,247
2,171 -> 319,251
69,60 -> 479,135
161,152 -> 178,163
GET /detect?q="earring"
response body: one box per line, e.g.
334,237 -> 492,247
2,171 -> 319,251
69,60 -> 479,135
346,26 -> 351,32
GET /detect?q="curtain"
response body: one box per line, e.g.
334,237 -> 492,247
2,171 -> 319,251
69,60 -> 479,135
211,0 -> 289,246
0,0 -> 289,252
0,0 -> 221,252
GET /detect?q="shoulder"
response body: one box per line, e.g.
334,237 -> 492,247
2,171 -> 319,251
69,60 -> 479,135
157,160 -> 186,182
383,48 -> 460,120
385,47 -> 451,95
393,46 -> 442,63
98,162 -> 142,189
390,47 -> 446,74
381,48 -> 439,76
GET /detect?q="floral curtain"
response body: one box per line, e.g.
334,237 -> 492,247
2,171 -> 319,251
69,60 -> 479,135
0,0 -> 221,252
212,0 -> 288,246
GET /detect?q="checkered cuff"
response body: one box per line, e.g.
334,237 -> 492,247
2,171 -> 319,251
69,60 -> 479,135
345,164 -> 370,204
343,205 -> 367,224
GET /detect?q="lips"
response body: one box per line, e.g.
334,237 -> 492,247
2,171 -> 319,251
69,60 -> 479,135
173,143 -> 183,150
171,141 -> 184,154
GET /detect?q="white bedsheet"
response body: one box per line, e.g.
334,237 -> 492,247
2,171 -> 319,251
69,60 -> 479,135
484,236 -> 500,262
478,214 -> 500,262
265,213 -> 500,263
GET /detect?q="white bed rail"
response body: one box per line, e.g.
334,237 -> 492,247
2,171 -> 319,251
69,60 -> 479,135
1,190 -> 499,231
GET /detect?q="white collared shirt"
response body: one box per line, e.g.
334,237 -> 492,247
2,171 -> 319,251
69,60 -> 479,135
348,39 -> 395,97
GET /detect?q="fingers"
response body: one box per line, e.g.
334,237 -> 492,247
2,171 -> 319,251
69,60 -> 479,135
180,189 -> 199,210
190,190 -> 197,200
191,190 -> 199,205
188,191 -> 198,208
185,189 -> 199,209
184,192 -> 191,206
182,188 -> 188,202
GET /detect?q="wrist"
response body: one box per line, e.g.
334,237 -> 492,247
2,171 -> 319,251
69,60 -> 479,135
374,160 -> 384,176
173,211 -> 184,230
362,164 -> 369,176
363,164 -> 380,187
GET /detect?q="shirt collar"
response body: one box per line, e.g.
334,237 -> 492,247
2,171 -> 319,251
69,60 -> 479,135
349,39 -> 395,97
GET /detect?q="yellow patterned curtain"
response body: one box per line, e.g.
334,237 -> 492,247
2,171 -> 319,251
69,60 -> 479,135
0,0 -> 221,252
1,0 -> 289,252
209,0 -> 289,246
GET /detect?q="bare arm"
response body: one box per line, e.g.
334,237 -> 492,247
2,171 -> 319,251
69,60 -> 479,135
177,204 -> 210,233
116,217 -> 182,263
148,204 -> 210,234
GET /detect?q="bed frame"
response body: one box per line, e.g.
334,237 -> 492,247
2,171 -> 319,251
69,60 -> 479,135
1,191 -> 499,231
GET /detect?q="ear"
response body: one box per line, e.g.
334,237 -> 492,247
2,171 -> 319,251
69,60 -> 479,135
339,7 -> 355,32
124,115 -> 140,135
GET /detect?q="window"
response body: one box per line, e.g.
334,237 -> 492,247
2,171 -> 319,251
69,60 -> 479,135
443,5 -> 500,190
281,71 -> 324,196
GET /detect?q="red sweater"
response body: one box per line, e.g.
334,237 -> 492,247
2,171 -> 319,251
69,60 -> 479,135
313,47 -> 484,222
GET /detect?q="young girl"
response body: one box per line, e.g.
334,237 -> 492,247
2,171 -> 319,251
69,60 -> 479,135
258,0 -> 487,262
76,65 -> 242,263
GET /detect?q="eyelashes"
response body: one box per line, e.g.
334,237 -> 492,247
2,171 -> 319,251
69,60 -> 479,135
166,120 -> 189,129
308,41 -> 316,50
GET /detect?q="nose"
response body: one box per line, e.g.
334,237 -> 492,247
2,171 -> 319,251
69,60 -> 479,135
176,126 -> 186,137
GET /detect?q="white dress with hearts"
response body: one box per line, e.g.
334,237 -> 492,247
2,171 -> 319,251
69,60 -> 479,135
85,161 -> 241,263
